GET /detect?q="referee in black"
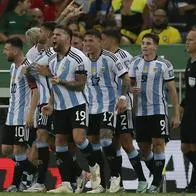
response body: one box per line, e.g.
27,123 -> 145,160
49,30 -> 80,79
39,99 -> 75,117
180,27 -> 196,193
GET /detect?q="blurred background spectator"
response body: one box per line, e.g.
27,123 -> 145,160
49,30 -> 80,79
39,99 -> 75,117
112,0 -> 150,43
178,0 -> 196,31
30,8 -> 44,27
71,31 -> 84,51
0,0 -> 33,43
0,0 -> 195,44
0,0 -> 9,19
136,9 -> 182,44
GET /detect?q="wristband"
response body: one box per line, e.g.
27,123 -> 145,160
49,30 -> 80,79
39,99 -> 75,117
119,95 -> 126,100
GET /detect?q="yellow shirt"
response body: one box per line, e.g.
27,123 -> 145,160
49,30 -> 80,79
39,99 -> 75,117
112,0 -> 147,13
136,26 -> 182,44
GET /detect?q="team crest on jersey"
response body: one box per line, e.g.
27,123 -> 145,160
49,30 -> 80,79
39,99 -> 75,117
143,65 -> 149,73
60,66 -> 65,72
188,77 -> 196,87
153,67 -> 158,72
101,66 -> 106,73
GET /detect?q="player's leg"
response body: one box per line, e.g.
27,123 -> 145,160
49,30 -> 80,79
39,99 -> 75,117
181,108 -> 196,193
47,109 -> 74,193
72,104 -> 102,193
116,110 -> 147,193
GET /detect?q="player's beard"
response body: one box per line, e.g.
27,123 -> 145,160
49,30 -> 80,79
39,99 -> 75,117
152,22 -> 168,30
7,56 -> 14,62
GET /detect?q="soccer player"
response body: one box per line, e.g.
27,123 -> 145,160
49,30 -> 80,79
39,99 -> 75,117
180,28 -> 196,193
129,33 -> 180,193
1,37 -> 37,192
101,28 -> 148,193
71,31 -> 84,51
83,29 -> 130,193
23,21 -> 56,192
41,25 -> 98,193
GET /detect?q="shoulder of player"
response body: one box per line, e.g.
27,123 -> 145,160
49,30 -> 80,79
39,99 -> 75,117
68,47 -> 86,64
22,58 -> 32,67
116,48 -> 132,59
156,56 -> 173,68
44,47 -> 56,57
26,45 -> 37,58
129,55 -> 142,64
102,49 -> 119,62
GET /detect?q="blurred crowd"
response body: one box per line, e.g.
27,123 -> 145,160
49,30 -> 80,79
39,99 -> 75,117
0,0 -> 196,44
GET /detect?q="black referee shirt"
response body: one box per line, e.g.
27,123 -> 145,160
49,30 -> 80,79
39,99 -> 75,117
184,58 -> 196,107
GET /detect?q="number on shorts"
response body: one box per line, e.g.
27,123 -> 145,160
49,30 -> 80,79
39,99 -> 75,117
120,114 -> 127,126
15,126 -> 25,137
103,112 -> 113,122
38,113 -> 48,126
76,110 -> 86,121
160,119 -> 166,131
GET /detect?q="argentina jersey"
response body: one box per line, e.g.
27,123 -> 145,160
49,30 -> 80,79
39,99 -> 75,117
6,59 -> 32,125
26,44 -> 40,62
115,48 -> 133,110
49,47 -> 88,110
26,47 -> 56,105
129,55 -> 175,116
87,49 -> 128,114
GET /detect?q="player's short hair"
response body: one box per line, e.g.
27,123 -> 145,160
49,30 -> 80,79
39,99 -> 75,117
85,29 -> 101,39
142,33 -> 160,45
42,21 -> 56,32
25,27 -> 40,45
55,24 -> 72,38
6,37 -> 23,49
102,28 -> 121,43
72,32 -> 84,40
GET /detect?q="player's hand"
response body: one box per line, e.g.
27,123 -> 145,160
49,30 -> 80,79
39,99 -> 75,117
41,104 -> 53,116
36,64 -> 50,76
51,76 -> 60,84
130,86 -> 141,94
171,116 -> 181,129
26,112 -> 34,128
116,98 -> 127,114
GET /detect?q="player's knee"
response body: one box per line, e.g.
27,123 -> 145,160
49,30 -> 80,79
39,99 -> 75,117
152,138 -> 165,152
181,143 -> 191,154
74,136 -> 85,145
13,145 -> 26,155
138,142 -> 151,156
37,129 -> 48,141
122,143 -> 134,153
2,145 -> 13,156
120,134 -> 134,152
73,128 -> 86,145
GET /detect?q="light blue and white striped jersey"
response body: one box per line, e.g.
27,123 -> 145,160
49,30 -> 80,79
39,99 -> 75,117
26,44 -> 40,62
49,47 -> 88,110
115,48 -> 133,110
87,49 -> 128,114
6,59 -> 32,125
26,46 -> 56,104
129,55 -> 175,116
